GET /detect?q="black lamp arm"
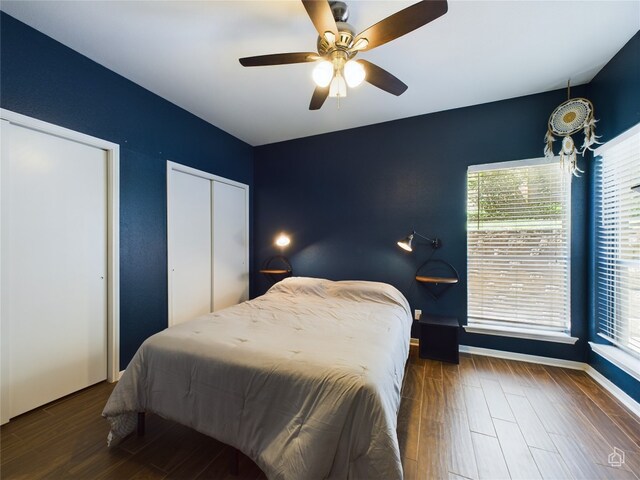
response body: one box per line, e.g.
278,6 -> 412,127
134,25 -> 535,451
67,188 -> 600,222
413,231 -> 441,249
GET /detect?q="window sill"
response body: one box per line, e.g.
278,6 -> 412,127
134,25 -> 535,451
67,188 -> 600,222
464,324 -> 579,344
589,341 -> 640,382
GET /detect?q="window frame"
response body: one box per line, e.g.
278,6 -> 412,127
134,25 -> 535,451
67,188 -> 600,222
464,157 -> 577,344
593,122 -> 640,372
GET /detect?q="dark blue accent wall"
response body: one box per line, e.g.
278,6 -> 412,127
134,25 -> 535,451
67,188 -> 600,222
587,31 -> 640,402
255,86 -> 590,362
0,12 -> 254,367
588,32 -> 640,143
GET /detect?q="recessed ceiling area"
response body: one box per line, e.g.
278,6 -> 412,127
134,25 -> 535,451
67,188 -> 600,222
1,1 -> 638,146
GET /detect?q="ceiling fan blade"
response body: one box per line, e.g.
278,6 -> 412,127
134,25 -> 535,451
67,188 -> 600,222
309,86 -> 329,110
239,52 -> 319,67
359,60 -> 408,96
353,0 -> 448,52
301,0 -> 338,40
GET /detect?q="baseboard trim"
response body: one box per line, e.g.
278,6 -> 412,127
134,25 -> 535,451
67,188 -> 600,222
459,345 -> 585,370
584,366 -> 640,419
452,344 -> 640,418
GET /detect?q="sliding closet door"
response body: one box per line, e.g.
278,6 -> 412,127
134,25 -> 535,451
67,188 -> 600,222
2,122 -> 107,418
167,162 -> 249,325
168,170 -> 212,325
212,181 -> 248,310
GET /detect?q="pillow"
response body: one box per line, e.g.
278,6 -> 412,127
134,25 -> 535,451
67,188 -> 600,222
326,280 -> 411,315
266,276 -> 330,298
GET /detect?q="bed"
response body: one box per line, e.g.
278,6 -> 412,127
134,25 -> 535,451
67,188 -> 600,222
103,277 -> 412,479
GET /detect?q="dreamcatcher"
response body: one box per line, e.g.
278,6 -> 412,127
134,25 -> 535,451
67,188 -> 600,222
544,82 -> 600,177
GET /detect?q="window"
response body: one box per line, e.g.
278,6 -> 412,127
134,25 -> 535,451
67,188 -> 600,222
466,158 -> 571,340
595,124 -> 640,360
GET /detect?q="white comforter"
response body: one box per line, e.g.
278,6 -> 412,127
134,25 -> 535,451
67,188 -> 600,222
103,277 -> 412,479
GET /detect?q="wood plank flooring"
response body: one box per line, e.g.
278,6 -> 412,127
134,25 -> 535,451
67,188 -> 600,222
2,346 -> 639,479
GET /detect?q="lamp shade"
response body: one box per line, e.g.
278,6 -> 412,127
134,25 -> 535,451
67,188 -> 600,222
344,60 -> 365,88
329,74 -> 347,98
275,233 -> 290,247
312,61 -> 333,88
397,234 -> 414,252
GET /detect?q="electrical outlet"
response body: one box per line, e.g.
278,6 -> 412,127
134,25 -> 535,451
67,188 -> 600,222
414,309 -> 422,320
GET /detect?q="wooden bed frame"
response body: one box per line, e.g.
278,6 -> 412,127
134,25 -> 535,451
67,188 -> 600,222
136,411 -> 240,475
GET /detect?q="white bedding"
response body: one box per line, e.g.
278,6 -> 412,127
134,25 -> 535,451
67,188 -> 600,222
103,277 -> 412,479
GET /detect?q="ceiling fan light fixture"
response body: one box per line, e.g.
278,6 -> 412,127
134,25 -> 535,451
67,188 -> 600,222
344,60 -> 365,88
312,60 -> 333,87
329,73 -> 347,98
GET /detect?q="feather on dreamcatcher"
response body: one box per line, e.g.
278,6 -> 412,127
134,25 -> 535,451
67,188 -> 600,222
544,82 -> 600,177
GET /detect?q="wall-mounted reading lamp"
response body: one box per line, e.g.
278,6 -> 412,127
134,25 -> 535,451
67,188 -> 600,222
260,232 -> 293,281
275,233 -> 291,247
397,230 -> 458,298
397,231 -> 441,252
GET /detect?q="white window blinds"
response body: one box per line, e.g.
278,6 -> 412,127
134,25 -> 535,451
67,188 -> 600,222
595,124 -> 640,359
467,158 -> 571,332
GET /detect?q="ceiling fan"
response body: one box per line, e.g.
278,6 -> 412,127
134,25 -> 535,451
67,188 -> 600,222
239,0 -> 448,110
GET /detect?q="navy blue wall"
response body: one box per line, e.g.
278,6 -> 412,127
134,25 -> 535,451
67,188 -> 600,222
255,86 -> 590,362
0,12 -> 254,367
587,32 -> 640,402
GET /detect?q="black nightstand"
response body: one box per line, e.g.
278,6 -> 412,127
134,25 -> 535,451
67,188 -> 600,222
418,314 -> 460,364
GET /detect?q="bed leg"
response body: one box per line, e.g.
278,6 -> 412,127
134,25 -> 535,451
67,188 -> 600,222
137,412 -> 145,436
228,446 -> 239,476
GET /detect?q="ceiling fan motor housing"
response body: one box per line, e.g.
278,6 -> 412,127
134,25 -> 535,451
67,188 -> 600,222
317,22 -> 356,57
317,1 -> 356,56
329,1 -> 349,22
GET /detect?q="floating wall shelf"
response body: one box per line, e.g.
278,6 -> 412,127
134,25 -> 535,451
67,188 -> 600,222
260,255 -> 293,284
415,275 -> 459,284
415,259 -> 460,299
259,269 -> 292,275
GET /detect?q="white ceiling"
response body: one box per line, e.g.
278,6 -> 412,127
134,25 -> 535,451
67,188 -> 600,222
1,1 -> 638,146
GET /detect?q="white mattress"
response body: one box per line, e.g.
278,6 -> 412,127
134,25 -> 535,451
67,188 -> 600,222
103,277 -> 412,479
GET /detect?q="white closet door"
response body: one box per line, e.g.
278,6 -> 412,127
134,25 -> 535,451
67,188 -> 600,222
2,123 -> 107,418
212,181 -> 248,310
169,170 -> 212,325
